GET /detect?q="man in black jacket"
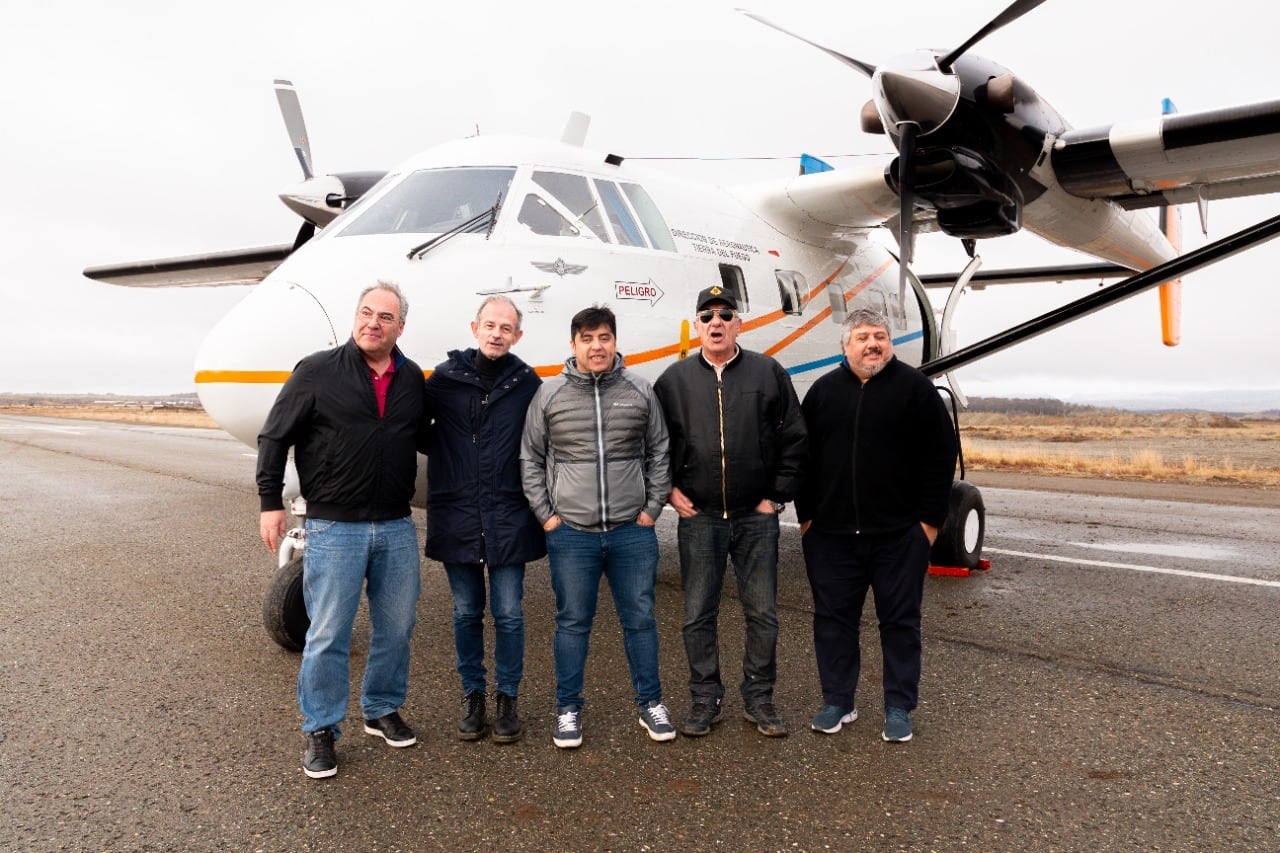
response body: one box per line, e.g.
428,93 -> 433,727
795,307 -> 957,744
423,295 -> 543,744
257,281 -> 425,779
654,285 -> 807,738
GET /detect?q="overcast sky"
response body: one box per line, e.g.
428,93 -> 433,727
3,0 -> 1277,403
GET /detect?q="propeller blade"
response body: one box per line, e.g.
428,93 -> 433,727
738,9 -> 876,77
897,122 -> 920,308
292,221 -> 315,252
274,79 -> 314,180
937,0 -> 1050,72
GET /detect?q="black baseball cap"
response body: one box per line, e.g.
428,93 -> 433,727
695,285 -> 738,311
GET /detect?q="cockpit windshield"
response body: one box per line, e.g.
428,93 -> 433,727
338,167 -> 516,236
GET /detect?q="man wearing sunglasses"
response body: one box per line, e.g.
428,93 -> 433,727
654,285 -> 807,738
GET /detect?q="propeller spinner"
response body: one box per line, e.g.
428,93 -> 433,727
746,0 -> 1051,302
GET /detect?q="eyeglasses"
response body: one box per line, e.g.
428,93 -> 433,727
358,307 -> 399,326
697,308 -> 737,323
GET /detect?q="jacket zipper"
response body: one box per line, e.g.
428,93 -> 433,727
592,374 -> 608,529
716,375 -> 728,519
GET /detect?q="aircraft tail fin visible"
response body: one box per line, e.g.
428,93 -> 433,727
1158,98 -> 1183,347
800,153 -> 833,175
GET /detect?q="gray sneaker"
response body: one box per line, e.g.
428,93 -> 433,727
882,707 -> 913,742
553,705 -> 583,749
810,704 -> 858,734
638,700 -> 677,742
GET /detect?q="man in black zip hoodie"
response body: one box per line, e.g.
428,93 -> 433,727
795,307 -> 957,744
257,281 -> 426,778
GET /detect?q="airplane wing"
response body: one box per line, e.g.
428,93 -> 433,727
729,157 -> 912,248
1053,100 -> 1280,210
83,244 -> 293,287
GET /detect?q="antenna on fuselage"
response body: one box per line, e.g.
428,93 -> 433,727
561,111 -> 591,146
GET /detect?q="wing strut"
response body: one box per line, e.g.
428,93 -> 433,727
920,212 -> 1280,377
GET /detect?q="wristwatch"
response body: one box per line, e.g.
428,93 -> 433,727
769,500 -> 786,513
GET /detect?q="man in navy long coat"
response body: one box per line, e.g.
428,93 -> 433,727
423,295 -> 545,743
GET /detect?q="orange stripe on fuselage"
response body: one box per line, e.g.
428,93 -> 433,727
195,258 -> 887,385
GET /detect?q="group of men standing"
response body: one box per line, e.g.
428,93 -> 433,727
255,280 -> 958,779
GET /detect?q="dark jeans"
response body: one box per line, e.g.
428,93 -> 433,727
443,562 -> 525,697
801,525 -> 930,713
677,511 -> 780,705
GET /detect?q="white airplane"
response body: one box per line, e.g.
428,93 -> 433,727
85,0 -> 1280,650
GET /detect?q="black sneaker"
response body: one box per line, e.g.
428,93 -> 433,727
493,691 -> 523,744
458,691 -> 488,741
363,710 -> 417,747
743,702 -> 789,737
302,729 -> 337,779
681,697 -> 723,737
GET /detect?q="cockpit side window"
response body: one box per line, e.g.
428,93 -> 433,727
532,171 -> 610,242
620,182 -> 676,251
517,194 -> 580,237
593,179 -> 646,247
337,167 -> 515,236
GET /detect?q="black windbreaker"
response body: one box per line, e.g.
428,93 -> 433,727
256,338 -> 425,521
654,348 -> 807,517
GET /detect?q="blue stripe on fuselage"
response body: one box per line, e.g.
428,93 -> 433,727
783,329 -> 924,377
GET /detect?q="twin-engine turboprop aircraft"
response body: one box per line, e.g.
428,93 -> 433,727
84,1 -> 1280,650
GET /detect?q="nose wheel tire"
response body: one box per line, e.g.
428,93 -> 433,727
264,554 -> 308,652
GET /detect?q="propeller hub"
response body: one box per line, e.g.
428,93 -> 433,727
872,51 -> 961,137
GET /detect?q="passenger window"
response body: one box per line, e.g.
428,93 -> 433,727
620,183 -> 676,251
532,171 -> 610,242
517,194 -> 580,237
776,271 -> 806,316
718,264 -> 749,312
593,179 -> 645,247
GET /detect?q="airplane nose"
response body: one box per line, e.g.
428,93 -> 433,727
194,280 -> 338,447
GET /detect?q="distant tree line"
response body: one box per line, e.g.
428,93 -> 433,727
964,397 -> 1122,416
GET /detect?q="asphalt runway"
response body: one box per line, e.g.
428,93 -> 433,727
2,414 -> 1277,851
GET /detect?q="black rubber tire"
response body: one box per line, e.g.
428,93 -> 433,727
930,480 -> 986,571
263,555 -> 308,652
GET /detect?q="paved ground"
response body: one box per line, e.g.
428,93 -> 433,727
1,415 -> 1277,851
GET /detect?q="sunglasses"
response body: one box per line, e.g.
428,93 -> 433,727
697,308 -> 737,323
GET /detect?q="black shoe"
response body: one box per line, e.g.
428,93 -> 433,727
458,690 -> 488,741
743,702 -> 789,737
303,729 -> 337,778
493,691 -> 523,743
681,697 -> 723,737
363,710 -> 417,747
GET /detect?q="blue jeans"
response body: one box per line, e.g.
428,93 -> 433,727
677,511 -> 780,705
443,562 -> 526,697
298,516 -> 420,735
546,521 -> 662,709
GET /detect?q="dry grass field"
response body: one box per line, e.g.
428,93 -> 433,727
960,411 -> 1280,489
0,403 -> 217,430
4,403 -> 1278,490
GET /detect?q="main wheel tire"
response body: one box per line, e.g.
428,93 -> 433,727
930,480 -> 985,571
264,555 -> 308,652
